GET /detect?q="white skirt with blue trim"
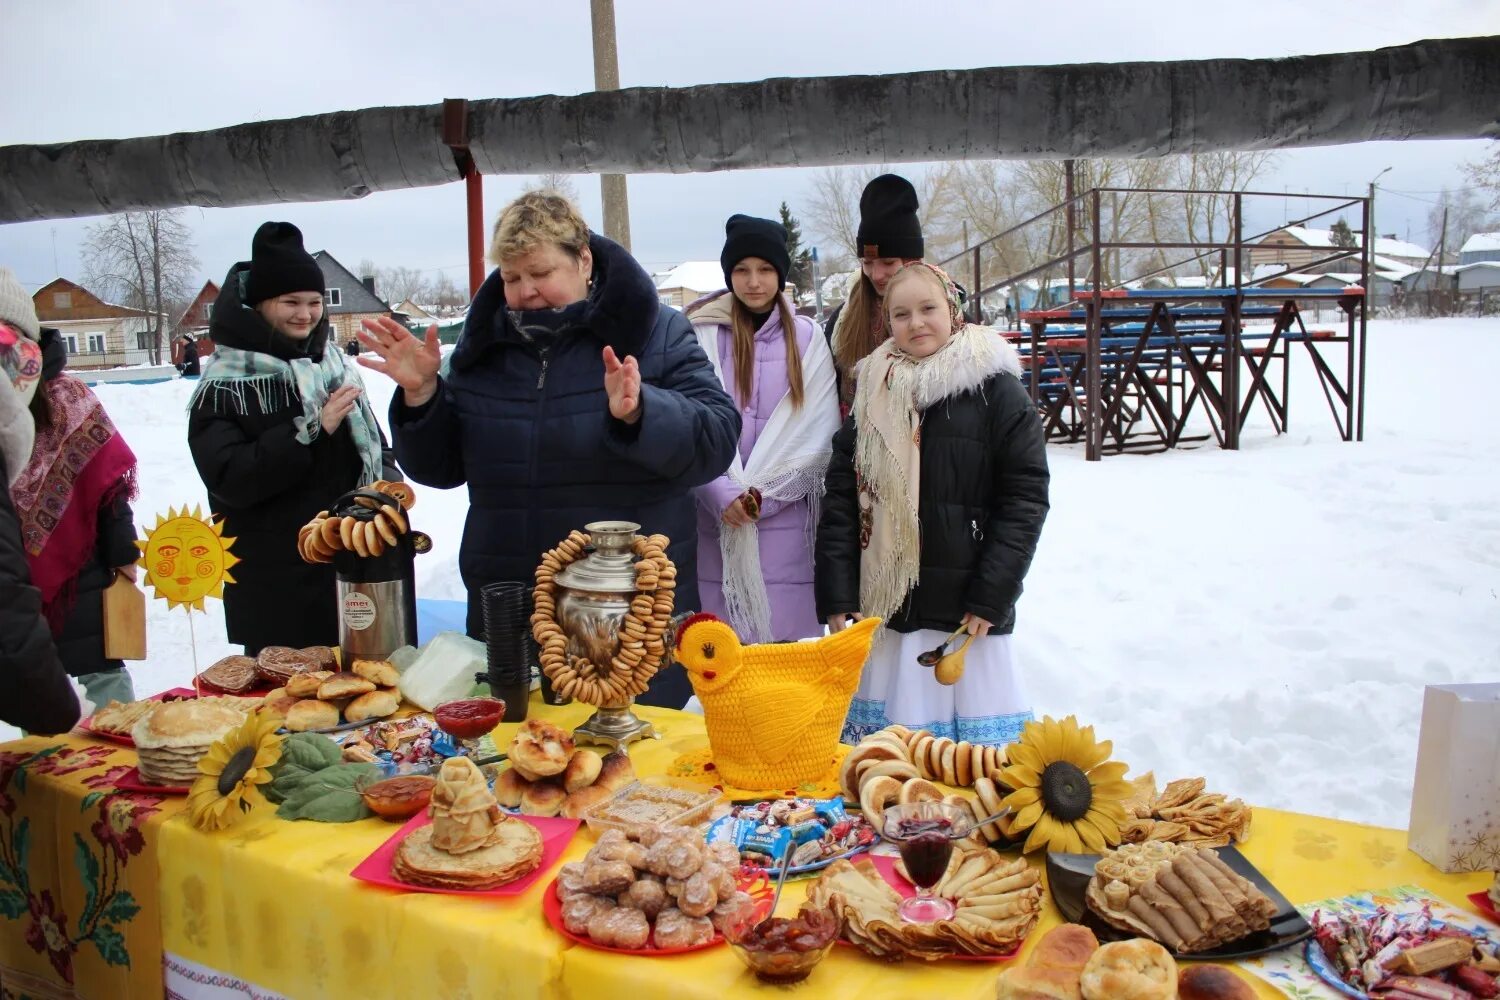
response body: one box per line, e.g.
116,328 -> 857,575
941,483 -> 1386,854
841,628 -> 1033,747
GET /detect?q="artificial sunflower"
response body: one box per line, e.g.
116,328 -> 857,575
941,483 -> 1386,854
187,710 -> 283,831
997,715 -> 1131,854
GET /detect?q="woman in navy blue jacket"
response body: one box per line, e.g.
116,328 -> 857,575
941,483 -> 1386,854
359,192 -> 740,707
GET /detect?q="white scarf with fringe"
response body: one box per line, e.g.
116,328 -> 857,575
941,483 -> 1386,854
693,301 -> 841,642
852,324 -> 1022,626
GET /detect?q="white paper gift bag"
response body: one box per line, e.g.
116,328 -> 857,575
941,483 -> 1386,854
1407,683 -> 1500,873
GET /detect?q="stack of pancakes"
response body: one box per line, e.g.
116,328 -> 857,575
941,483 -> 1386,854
131,701 -> 248,786
393,757 -> 542,890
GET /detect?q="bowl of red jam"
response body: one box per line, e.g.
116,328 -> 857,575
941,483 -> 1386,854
433,697 -> 505,741
727,905 -> 841,984
357,773 -> 436,821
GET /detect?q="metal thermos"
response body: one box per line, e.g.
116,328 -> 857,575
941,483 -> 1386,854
331,489 -> 421,660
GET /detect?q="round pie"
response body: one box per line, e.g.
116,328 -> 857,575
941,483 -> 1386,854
393,818 -> 543,890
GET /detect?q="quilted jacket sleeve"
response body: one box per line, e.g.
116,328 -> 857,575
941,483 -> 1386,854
964,376 -> 1049,624
814,413 -> 861,620
389,380 -> 468,490
0,471 -> 81,735
602,311 -> 740,490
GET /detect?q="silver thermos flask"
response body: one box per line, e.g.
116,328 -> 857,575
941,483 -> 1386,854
331,488 -> 423,660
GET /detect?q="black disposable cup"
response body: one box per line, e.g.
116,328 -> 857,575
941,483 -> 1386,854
481,582 -> 530,721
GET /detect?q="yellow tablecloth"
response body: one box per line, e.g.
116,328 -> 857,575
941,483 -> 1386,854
2,697 -> 1492,999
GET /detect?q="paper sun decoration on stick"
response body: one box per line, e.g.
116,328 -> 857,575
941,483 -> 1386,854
135,505 -> 239,611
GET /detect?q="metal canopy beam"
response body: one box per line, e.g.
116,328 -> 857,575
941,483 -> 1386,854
2,36 -> 1497,223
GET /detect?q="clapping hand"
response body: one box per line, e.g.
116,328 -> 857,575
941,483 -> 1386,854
358,317 -> 442,405
602,345 -> 641,424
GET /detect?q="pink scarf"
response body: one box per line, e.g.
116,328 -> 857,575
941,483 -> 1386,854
9,375 -> 137,628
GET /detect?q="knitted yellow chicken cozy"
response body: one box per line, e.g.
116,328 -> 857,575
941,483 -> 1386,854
673,615 -> 882,791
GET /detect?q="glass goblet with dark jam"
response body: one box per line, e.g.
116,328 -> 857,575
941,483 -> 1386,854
880,801 -> 974,923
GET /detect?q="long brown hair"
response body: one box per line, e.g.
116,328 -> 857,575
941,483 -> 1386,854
729,294 -> 805,410
832,272 -> 887,374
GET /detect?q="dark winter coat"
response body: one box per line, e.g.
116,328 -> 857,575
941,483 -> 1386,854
36,330 -> 138,679
188,267 -> 365,655
390,234 -> 740,708
179,338 -> 200,376
0,449 -> 81,735
815,370 -> 1049,635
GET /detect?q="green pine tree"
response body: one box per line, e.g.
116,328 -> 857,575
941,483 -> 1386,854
779,201 -> 814,294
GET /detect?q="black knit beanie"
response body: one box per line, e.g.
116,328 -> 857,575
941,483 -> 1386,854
856,174 -> 924,260
720,214 -> 791,291
245,222 -> 325,305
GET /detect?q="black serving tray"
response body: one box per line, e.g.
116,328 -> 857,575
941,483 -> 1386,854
1045,845 -> 1313,961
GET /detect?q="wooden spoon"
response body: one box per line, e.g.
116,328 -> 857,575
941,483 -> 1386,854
933,633 -> 977,685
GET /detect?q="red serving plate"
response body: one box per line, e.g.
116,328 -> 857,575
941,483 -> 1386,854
112,765 -> 190,795
77,687 -> 198,747
1469,891 -> 1500,925
829,854 -> 1022,963
350,812 -> 578,897
543,869 -> 773,956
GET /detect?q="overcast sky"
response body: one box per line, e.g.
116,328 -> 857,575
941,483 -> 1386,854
1,0 -> 1496,294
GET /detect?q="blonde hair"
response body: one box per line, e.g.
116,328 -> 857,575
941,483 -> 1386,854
729,294 -> 806,411
489,191 -> 591,264
883,262 -> 965,331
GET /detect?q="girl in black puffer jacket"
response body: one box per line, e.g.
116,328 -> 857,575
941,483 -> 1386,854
816,263 -> 1049,747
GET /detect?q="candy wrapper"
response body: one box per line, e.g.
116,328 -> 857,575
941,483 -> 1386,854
337,716 -> 455,774
708,797 -> 877,871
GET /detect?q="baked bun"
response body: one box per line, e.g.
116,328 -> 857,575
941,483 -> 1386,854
519,778 -> 567,817
562,749 -> 603,793
344,689 -> 399,723
1178,965 -> 1257,1000
318,675 -> 376,701
1030,924 -> 1100,973
284,700 -> 340,732
995,966 -> 1082,1000
261,688 -> 299,717
1080,940 -> 1177,1000
594,750 -> 636,793
494,767 -> 529,809
351,659 -> 400,687
509,719 -> 575,780
286,670 -> 335,698
561,782 -> 614,819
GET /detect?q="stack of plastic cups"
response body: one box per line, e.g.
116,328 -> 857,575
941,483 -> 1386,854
481,582 -> 530,722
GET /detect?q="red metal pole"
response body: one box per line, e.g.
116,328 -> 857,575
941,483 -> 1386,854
465,167 -> 484,299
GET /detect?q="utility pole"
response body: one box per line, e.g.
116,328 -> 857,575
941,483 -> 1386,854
1437,206 -> 1449,315
590,0 -> 631,250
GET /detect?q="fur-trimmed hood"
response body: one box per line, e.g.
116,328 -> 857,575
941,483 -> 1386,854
854,325 -> 1023,410
451,232 -> 660,372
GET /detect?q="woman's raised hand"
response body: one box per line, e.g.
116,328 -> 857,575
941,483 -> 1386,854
602,345 -> 642,424
358,317 -> 441,405
320,384 -> 362,435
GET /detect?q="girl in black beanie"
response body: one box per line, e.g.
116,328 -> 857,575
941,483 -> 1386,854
823,174 -> 926,412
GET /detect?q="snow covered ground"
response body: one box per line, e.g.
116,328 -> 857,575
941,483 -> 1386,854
8,316 -> 1498,830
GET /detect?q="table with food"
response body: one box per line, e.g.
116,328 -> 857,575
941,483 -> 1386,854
0,520 -> 1494,1000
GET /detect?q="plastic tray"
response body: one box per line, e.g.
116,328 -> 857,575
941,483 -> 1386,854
582,778 -> 724,839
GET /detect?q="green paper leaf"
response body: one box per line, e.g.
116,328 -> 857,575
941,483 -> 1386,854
0,888 -> 27,919
90,924 -> 130,967
265,734 -> 343,804
74,834 -> 100,928
80,791 -> 104,812
274,762 -> 377,823
100,890 -> 140,924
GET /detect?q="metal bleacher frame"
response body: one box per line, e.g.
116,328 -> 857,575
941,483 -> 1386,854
938,182 -> 1371,461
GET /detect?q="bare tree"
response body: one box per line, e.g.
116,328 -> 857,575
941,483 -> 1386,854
525,172 -> 581,202
801,165 -> 957,259
82,209 -> 197,365
375,266 -> 429,305
1464,142 -> 1500,213
1426,187 -> 1494,252
1170,150 -> 1279,279
428,272 -> 467,313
